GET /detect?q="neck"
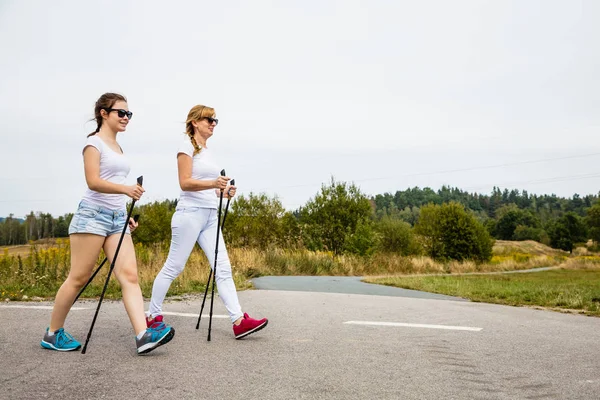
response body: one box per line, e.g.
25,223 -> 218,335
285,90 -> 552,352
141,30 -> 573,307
194,133 -> 207,149
98,125 -> 118,141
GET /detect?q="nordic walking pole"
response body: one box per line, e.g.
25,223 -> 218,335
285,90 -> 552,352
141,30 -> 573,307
196,175 -> 232,331
195,272 -> 213,330
73,214 -> 140,305
195,272 -> 213,329
81,176 -> 143,354
207,170 -> 226,341
74,259 -> 107,305
221,179 -> 234,229
196,170 -> 226,332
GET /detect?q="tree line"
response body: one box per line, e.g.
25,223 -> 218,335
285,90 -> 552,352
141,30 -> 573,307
3,183 -> 600,260
373,186 -> 600,253
374,186 -> 598,221
0,212 -> 71,246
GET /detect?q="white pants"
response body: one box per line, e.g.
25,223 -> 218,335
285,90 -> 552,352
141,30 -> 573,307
148,206 -> 243,323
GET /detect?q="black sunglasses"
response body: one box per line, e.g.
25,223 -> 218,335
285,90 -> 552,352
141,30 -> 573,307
204,117 -> 218,125
104,108 -> 133,119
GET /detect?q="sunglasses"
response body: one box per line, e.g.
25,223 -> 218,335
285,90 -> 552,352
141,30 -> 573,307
204,117 -> 219,125
104,108 -> 133,119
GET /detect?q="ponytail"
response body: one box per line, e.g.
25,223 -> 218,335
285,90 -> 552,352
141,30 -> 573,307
87,92 -> 127,137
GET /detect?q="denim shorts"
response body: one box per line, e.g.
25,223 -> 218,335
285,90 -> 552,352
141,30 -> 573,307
68,201 -> 131,237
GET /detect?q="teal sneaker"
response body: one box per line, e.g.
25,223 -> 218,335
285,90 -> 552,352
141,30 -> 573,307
41,327 -> 81,351
136,324 -> 175,355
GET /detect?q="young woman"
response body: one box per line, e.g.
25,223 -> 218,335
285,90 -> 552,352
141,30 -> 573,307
146,104 -> 268,339
41,93 -> 175,354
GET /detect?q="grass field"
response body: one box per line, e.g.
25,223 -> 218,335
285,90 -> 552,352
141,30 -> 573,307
364,262 -> 600,317
0,238 -> 589,309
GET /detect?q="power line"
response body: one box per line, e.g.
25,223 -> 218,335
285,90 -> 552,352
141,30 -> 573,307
250,152 -> 600,191
2,151 -> 600,185
3,155 -> 600,205
355,153 -> 600,183
461,172 -> 600,192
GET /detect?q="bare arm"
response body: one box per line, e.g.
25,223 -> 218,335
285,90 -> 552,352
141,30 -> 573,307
84,146 -> 144,199
178,153 -> 229,191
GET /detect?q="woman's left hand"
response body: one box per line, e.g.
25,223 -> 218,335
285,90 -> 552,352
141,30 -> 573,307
226,184 -> 237,198
216,185 -> 237,198
128,217 -> 139,232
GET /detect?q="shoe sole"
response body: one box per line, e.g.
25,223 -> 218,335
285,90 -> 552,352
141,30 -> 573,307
235,319 -> 268,340
137,327 -> 175,355
40,340 -> 81,352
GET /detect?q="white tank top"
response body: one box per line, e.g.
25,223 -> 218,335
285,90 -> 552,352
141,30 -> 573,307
176,138 -> 221,209
80,135 -> 131,210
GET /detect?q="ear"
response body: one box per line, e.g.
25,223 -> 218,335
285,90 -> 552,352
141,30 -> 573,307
100,108 -> 109,120
191,119 -> 199,129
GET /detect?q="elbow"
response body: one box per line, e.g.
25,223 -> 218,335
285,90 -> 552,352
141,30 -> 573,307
87,179 -> 101,191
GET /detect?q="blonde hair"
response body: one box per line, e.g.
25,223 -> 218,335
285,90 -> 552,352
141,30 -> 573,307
185,105 -> 216,155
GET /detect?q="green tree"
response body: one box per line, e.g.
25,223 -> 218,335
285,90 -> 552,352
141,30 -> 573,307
343,219 -> 380,256
415,202 -> 494,262
25,212 -> 37,242
484,219 -> 497,237
547,212 -> 587,253
512,225 -> 545,242
279,211 -> 302,249
495,205 -> 540,240
586,204 -> 600,244
225,193 -> 287,249
1,215 -> 25,246
397,206 -> 420,225
53,215 -> 71,238
299,178 -> 374,254
133,200 -> 177,245
375,217 -> 420,255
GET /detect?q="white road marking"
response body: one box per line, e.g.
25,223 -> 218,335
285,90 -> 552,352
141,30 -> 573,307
344,321 -> 482,332
162,311 -> 229,319
0,305 -> 89,311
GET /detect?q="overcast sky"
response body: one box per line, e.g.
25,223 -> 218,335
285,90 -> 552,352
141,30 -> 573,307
1,0 -> 599,218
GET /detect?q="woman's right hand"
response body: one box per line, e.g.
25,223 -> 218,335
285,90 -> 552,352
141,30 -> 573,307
214,175 -> 230,190
124,184 -> 145,200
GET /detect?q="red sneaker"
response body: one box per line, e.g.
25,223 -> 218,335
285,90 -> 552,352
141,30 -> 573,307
233,313 -> 268,339
146,315 -> 164,329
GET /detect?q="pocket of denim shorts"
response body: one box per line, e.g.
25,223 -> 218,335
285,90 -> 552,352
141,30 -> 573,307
115,215 -> 128,231
78,207 -> 100,218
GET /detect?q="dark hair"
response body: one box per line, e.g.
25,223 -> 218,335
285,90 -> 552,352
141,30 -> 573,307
88,93 -> 127,137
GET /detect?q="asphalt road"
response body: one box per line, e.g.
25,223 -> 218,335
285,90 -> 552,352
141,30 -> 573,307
252,275 -> 467,300
0,287 -> 598,399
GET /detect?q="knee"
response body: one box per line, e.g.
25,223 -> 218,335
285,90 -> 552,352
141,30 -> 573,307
115,265 -> 139,285
161,260 -> 185,281
66,274 -> 90,290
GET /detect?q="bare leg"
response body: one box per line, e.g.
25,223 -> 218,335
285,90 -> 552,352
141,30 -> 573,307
104,234 -> 146,335
49,234 -> 105,331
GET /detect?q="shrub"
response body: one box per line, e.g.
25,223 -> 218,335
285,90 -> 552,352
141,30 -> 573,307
414,202 -> 494,262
